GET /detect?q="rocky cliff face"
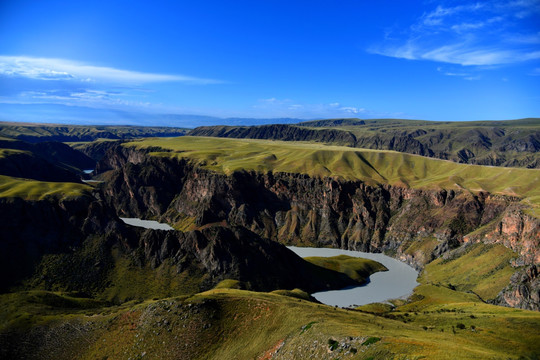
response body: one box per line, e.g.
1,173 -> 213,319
96,146 -> 540,310
462,207 -> 540,310
0,185 -> 357,297
0,192 -> 120,292
135,225 -> 360,293
189,124 -> 540,168
190,124 -> 358,146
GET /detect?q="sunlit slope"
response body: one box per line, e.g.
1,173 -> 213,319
125,136 -> 540,212
2,286 -> 539,360
0,175 -> 91,200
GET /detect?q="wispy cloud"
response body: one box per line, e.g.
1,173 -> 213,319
420,3 -> 485,27
370,0 -> 540,68
0,55 -> 224,112
371,42 -> 540,66
436,66 -> 480,80
0,56 -> 222,84
252,98 -> 380,118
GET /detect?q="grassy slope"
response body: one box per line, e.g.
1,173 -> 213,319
304,255 -> 388,283
124,136 -> 540,214
193,118 -> 540,167
420,243 -> 518,300
1,285 -> 538,360
0,175 -> 91,200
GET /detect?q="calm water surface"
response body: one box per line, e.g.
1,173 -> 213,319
118,218 -> 418,307
288,246 -> 419,308
120,217 -> 174,231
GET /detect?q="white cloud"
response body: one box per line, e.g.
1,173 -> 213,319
0,56 -> 221,84
371,0 -> 540,68
372,41 -> 540,66
504,32 -> 540,44
252,98 -> 369,118
18,89 -> 153,108
451,22 -> 486,33
421,3 -> 485,27
340,106 -> 365,114
435,66 -> 481,80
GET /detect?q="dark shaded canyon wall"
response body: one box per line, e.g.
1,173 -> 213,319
95,146 -> 540,309
0,185 -> 357,296
96,147 -> 537,265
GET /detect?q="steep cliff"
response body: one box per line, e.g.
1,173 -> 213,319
462,207 -> 540,310
191,124 -> 358,146
0,192 -> 119,292
189,120 -> 540,168
0,183 -> 359,299
96,145 -> 540,309
0,139 -> 95,171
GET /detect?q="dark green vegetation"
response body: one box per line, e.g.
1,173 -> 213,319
0,121 -> 189,142
1,120 -> 540,359
305,255 -> 388,283
190,117 -> 540,168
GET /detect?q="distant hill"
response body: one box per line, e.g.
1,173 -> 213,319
0,103 -> 302,128
190,118 -> 540,168
0,121 -> 190,143
0,138 -> 94,181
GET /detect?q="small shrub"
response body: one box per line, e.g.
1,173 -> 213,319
300,321 -> 317,335
456,323 -> 466,330
328,339 -> 339,351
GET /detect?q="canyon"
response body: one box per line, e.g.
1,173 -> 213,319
93,142 -> 540,310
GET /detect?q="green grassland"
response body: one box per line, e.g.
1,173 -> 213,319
124,136 -> 540,215
420,243 -> 518,300
0,148 -> 30,158
304,255 -> 388,283
0,175 -> 91,200
1,283 -> 539,359
191,118 -> 540,168
1,218 -> 538,358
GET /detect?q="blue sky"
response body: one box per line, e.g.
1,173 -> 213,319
0,0 -> 539,125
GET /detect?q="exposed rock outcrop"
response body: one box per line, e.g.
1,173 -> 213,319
0,187 -> 358,297
95,145 -> 540,309
493,265 -> 540,311
189,123 -> 540,168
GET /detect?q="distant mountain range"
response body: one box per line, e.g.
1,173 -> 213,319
0,103 -> 302,127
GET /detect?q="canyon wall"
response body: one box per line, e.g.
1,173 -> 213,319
96,145 -> 540,309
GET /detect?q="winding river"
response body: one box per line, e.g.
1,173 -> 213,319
119,217 -> 174,231
119,217 -> 419,308
288,246 -> 419,308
